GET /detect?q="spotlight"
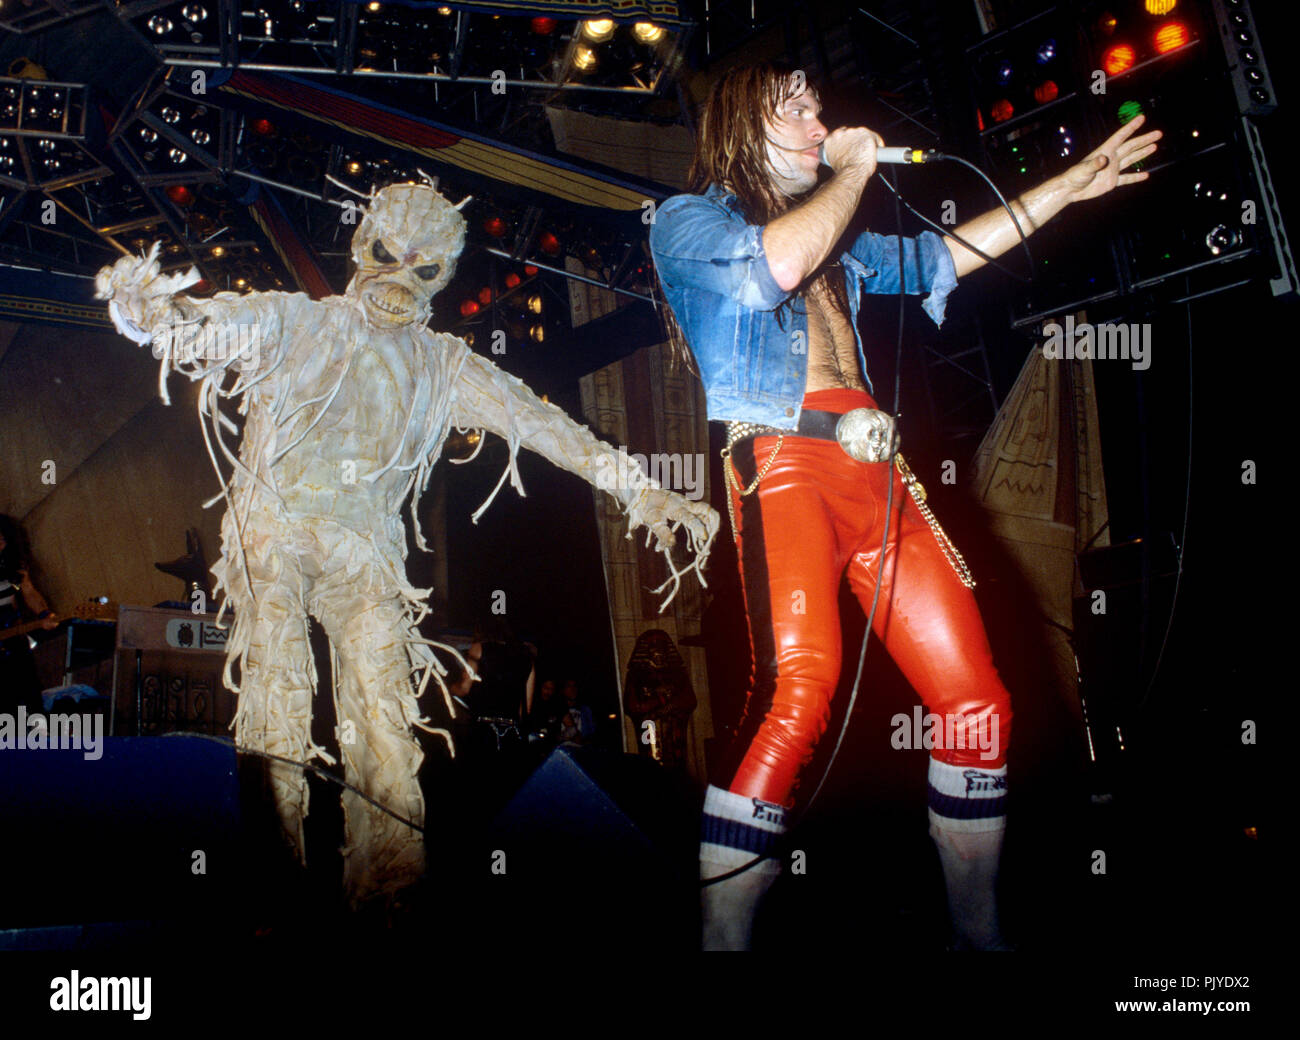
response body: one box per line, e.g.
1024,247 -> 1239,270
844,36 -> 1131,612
1145,0 -> 1177,13
167,185 -> 195,206
1117,99 -> 1143,123
182,4 -> 207,21
477,287 -> 493,305
483,216 -> 508,238
1103,44 -> 1136,75
991,98 -> 1014,122
582,19 -> 615,43
1154,22 -> 1189,53
574,46 -> 596,72
526,294 -> 542,314
1205,224 -> 1241,256
539,232 -> 561,255
633,23 -> 665,44
211,246 -> 226,258
1036,39 -> 1057,64
530,17 -> 557,35
1033,81 -> 1059,104
524,264 -> 538,276
996,61 -> 1014,84
148,15 -> 174,35
529,324 -> 544,343
459,299 -> 480,317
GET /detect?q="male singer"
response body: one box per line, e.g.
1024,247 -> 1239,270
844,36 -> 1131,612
649,61 -> 1159,950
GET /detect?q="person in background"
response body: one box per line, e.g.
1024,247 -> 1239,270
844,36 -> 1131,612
557,678 -> 596,746
0,515 -> 59,711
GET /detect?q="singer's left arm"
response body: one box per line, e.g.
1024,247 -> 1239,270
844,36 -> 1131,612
943,114 -> 1162,279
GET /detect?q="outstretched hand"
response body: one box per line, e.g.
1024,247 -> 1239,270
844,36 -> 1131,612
1061,113 -> 1162,203
641,490 -> 718,556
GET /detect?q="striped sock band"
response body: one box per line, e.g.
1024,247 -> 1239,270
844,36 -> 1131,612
700,784 -> 787,872
927,759 -> 1007,833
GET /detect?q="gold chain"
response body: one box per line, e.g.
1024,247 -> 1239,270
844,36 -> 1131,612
720,433 -> 784,542
717,432 -> 974,589
894,453 -> 976,589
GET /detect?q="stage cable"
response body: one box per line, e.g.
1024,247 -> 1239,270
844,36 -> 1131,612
166,732 -> 426,834
1136,297 -> 1193,709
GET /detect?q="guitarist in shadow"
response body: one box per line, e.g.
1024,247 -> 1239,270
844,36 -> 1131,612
0,515 -> 58,712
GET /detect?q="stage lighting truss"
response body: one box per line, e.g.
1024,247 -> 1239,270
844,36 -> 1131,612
968,11 -> 1078,139
45,175 -> 168,239
1208,0 -> 1277,116
116,1 -> 691,94
446,252 -> 558,346
973,2 -> 1286,321
191,239 -> 291,292
0,76 -> 89,139
0,78 -> 109,192
1083,0 -> 1204,88
0,0 -> 101,35
109,72 -> 233,188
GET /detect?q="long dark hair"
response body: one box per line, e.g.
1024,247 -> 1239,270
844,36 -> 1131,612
659,60 -> 851,371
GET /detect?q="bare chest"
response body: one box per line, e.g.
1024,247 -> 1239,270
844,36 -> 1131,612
803,286 -> 866,393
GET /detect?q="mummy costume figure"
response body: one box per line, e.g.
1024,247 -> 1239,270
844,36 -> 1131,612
96,182 -> 718,904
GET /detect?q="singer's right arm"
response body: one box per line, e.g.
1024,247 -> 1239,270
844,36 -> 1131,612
762,127 -> 882,291
762,166 -> 873,290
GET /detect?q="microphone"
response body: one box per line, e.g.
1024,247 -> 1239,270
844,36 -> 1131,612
819,143 -> 941,167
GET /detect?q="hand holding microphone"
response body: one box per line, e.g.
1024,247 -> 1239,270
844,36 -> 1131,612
818,126 -> 885,178
818,127 -> 940,172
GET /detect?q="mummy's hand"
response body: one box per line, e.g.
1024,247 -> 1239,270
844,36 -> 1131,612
94,242 -> 202,345
633,487 -> 719,555
627,487 -> 719,611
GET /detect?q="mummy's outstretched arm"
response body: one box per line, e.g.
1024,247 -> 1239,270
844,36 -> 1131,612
449,346 -> 719,609
94,243 -> 286,401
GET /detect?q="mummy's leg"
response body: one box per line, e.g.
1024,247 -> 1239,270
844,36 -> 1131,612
314,584 -> 426,905
230,570 -> 316,861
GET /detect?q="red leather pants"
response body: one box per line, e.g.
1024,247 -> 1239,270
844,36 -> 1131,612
724,388 -> 1012,806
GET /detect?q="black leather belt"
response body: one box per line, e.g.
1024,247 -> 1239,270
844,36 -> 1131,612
725,409 -> 844,448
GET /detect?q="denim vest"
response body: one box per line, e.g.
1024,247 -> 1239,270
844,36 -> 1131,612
649,183 -> 958,428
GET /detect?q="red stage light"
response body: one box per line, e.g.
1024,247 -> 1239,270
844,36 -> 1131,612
166,185 -> 194,206
524,264 -> 539,276
530,17 -> 556,34
193,278 -> 211,294
504,272 -> 521,288
483,216 -> 508,238
1033,80 -> 1059,104
991,99 -> 1015,123
1103,44 -> 1136,75
477,287 -> 493,305
539,232 -> 561,256
1154,22 -> 1189,54
459,299 -> 480,317
252,118 -> 276,137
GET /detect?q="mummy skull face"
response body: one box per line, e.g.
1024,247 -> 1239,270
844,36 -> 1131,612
348,183 -> 466,329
